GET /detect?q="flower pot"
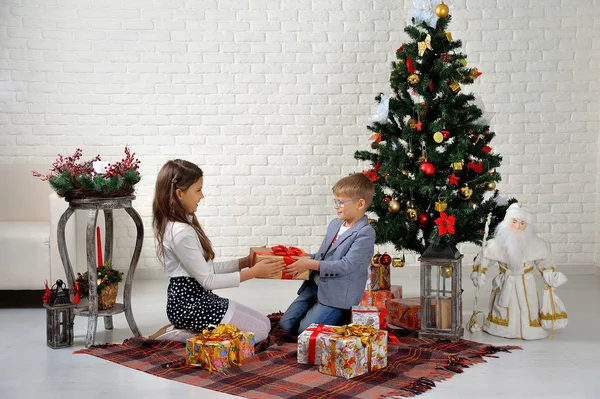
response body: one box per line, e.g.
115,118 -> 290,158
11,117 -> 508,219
98,284 -> 118,310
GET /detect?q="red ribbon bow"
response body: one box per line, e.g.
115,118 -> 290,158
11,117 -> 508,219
271,245 -> 306,279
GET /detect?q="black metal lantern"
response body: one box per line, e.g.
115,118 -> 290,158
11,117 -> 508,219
44,280 -> 75,349
418,242 -> 464,342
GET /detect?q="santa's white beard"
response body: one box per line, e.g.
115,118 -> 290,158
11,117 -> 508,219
493,222 -> 538,270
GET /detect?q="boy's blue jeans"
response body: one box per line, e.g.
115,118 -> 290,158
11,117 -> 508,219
279,278 -> 350,335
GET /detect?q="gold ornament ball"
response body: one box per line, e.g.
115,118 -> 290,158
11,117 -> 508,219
406,206 -> 418,221
433,131 -> 444,143
407,118 -> 418,129
459,185 -> 473,200
388,199 -> 401,213
392,258 -> 405,268
407,73 -> 421,87
435,2 -> 449,18
371,253 -> 382,267
440,265 -> 453,278
458,59 -> 467,68
486,181 -> 497,191
400,168 -> 409,176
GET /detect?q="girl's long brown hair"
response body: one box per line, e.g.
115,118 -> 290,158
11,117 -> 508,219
152,159 -> 215,263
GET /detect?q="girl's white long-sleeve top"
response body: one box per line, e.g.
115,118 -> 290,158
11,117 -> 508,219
163,221 -> 240,290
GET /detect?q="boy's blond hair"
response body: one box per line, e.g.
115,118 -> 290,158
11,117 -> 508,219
332,173 -> 375,208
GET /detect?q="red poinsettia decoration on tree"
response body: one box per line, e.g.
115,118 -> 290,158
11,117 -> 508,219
435,212 -> 456,236
362,162 -> 381,182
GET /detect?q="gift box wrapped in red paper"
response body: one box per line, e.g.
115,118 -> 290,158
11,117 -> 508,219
386,297 -> 449,331
360,289 -> 393,309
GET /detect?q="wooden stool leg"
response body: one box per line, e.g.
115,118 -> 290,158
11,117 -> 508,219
85,209 -> 100,348
57,207 -> 76,287
123,207 -> 143,337
103,209 -> 115,332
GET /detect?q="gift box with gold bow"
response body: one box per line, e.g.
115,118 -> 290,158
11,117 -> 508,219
297,323 -> 336,365
366,262 -> 391,291
317,324 -> 387,379
185,324 -> 255,372
249,246 -> 310,280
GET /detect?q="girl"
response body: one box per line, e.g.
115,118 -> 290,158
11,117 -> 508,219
151,159 -> 285,342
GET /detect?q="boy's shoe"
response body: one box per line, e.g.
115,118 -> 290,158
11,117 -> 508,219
150,324 -> 195,343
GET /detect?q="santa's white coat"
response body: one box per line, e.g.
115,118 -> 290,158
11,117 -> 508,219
474,236 -> 553,340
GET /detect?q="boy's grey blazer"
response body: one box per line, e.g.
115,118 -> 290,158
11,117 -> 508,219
301,216 -> 376,310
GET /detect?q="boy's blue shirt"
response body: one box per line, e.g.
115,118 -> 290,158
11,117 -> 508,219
301,215 -> 376,310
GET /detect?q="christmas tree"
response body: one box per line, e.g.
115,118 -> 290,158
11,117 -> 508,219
355,2 -> 514,255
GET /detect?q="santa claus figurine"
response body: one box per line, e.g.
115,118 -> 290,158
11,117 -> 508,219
471,203 -> 568,340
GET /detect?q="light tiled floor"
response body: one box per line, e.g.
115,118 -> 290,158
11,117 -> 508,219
1,273 -> 598,399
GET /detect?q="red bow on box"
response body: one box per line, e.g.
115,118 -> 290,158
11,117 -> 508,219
269,245 -> 307,279
271,245 -> 304,265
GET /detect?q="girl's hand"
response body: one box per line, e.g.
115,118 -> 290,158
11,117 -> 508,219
239,255 -> 251,270
252,258 -> 286,278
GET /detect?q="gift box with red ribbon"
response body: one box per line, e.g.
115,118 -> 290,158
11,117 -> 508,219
297,323 -> 336,365
351,306 -> 386,329
351,306 -> 400,343
249,246 -> 310,280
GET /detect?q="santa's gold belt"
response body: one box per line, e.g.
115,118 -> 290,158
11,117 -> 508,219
499,266 -> 534,275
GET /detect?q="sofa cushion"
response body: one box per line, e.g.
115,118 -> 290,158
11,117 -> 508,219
0,221 -> 50,290
0,164 -> 52,221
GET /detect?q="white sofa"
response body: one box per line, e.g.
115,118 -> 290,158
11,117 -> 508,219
0,165 -> 76,298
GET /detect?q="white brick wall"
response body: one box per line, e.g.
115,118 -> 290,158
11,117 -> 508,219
1,0 -> 598,277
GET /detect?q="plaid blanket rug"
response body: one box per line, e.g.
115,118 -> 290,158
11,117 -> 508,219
75,316 -> 520,398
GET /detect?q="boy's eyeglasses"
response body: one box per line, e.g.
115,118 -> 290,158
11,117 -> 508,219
333,198 -> 359,208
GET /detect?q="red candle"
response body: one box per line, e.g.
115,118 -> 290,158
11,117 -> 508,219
96,226 -> 103,267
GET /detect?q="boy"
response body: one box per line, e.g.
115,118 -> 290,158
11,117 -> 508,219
279,173 -> 376,334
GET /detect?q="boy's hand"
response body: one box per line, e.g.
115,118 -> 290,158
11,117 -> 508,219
284,257 -> 317,277
252,258 -> 286,278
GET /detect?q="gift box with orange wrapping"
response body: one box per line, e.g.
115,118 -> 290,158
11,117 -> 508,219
360,288 -> 393,309
249,245 -> 310,280
385,297 -> 454,331
186,324 -> 255,372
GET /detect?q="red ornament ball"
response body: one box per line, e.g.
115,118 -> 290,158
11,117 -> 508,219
383,195 -> 392,202
418,212 -> 430,228
379,253 -> 392,266
420,162 -> 436,176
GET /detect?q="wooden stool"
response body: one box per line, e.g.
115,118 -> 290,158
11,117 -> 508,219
56,196 -> 143,348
